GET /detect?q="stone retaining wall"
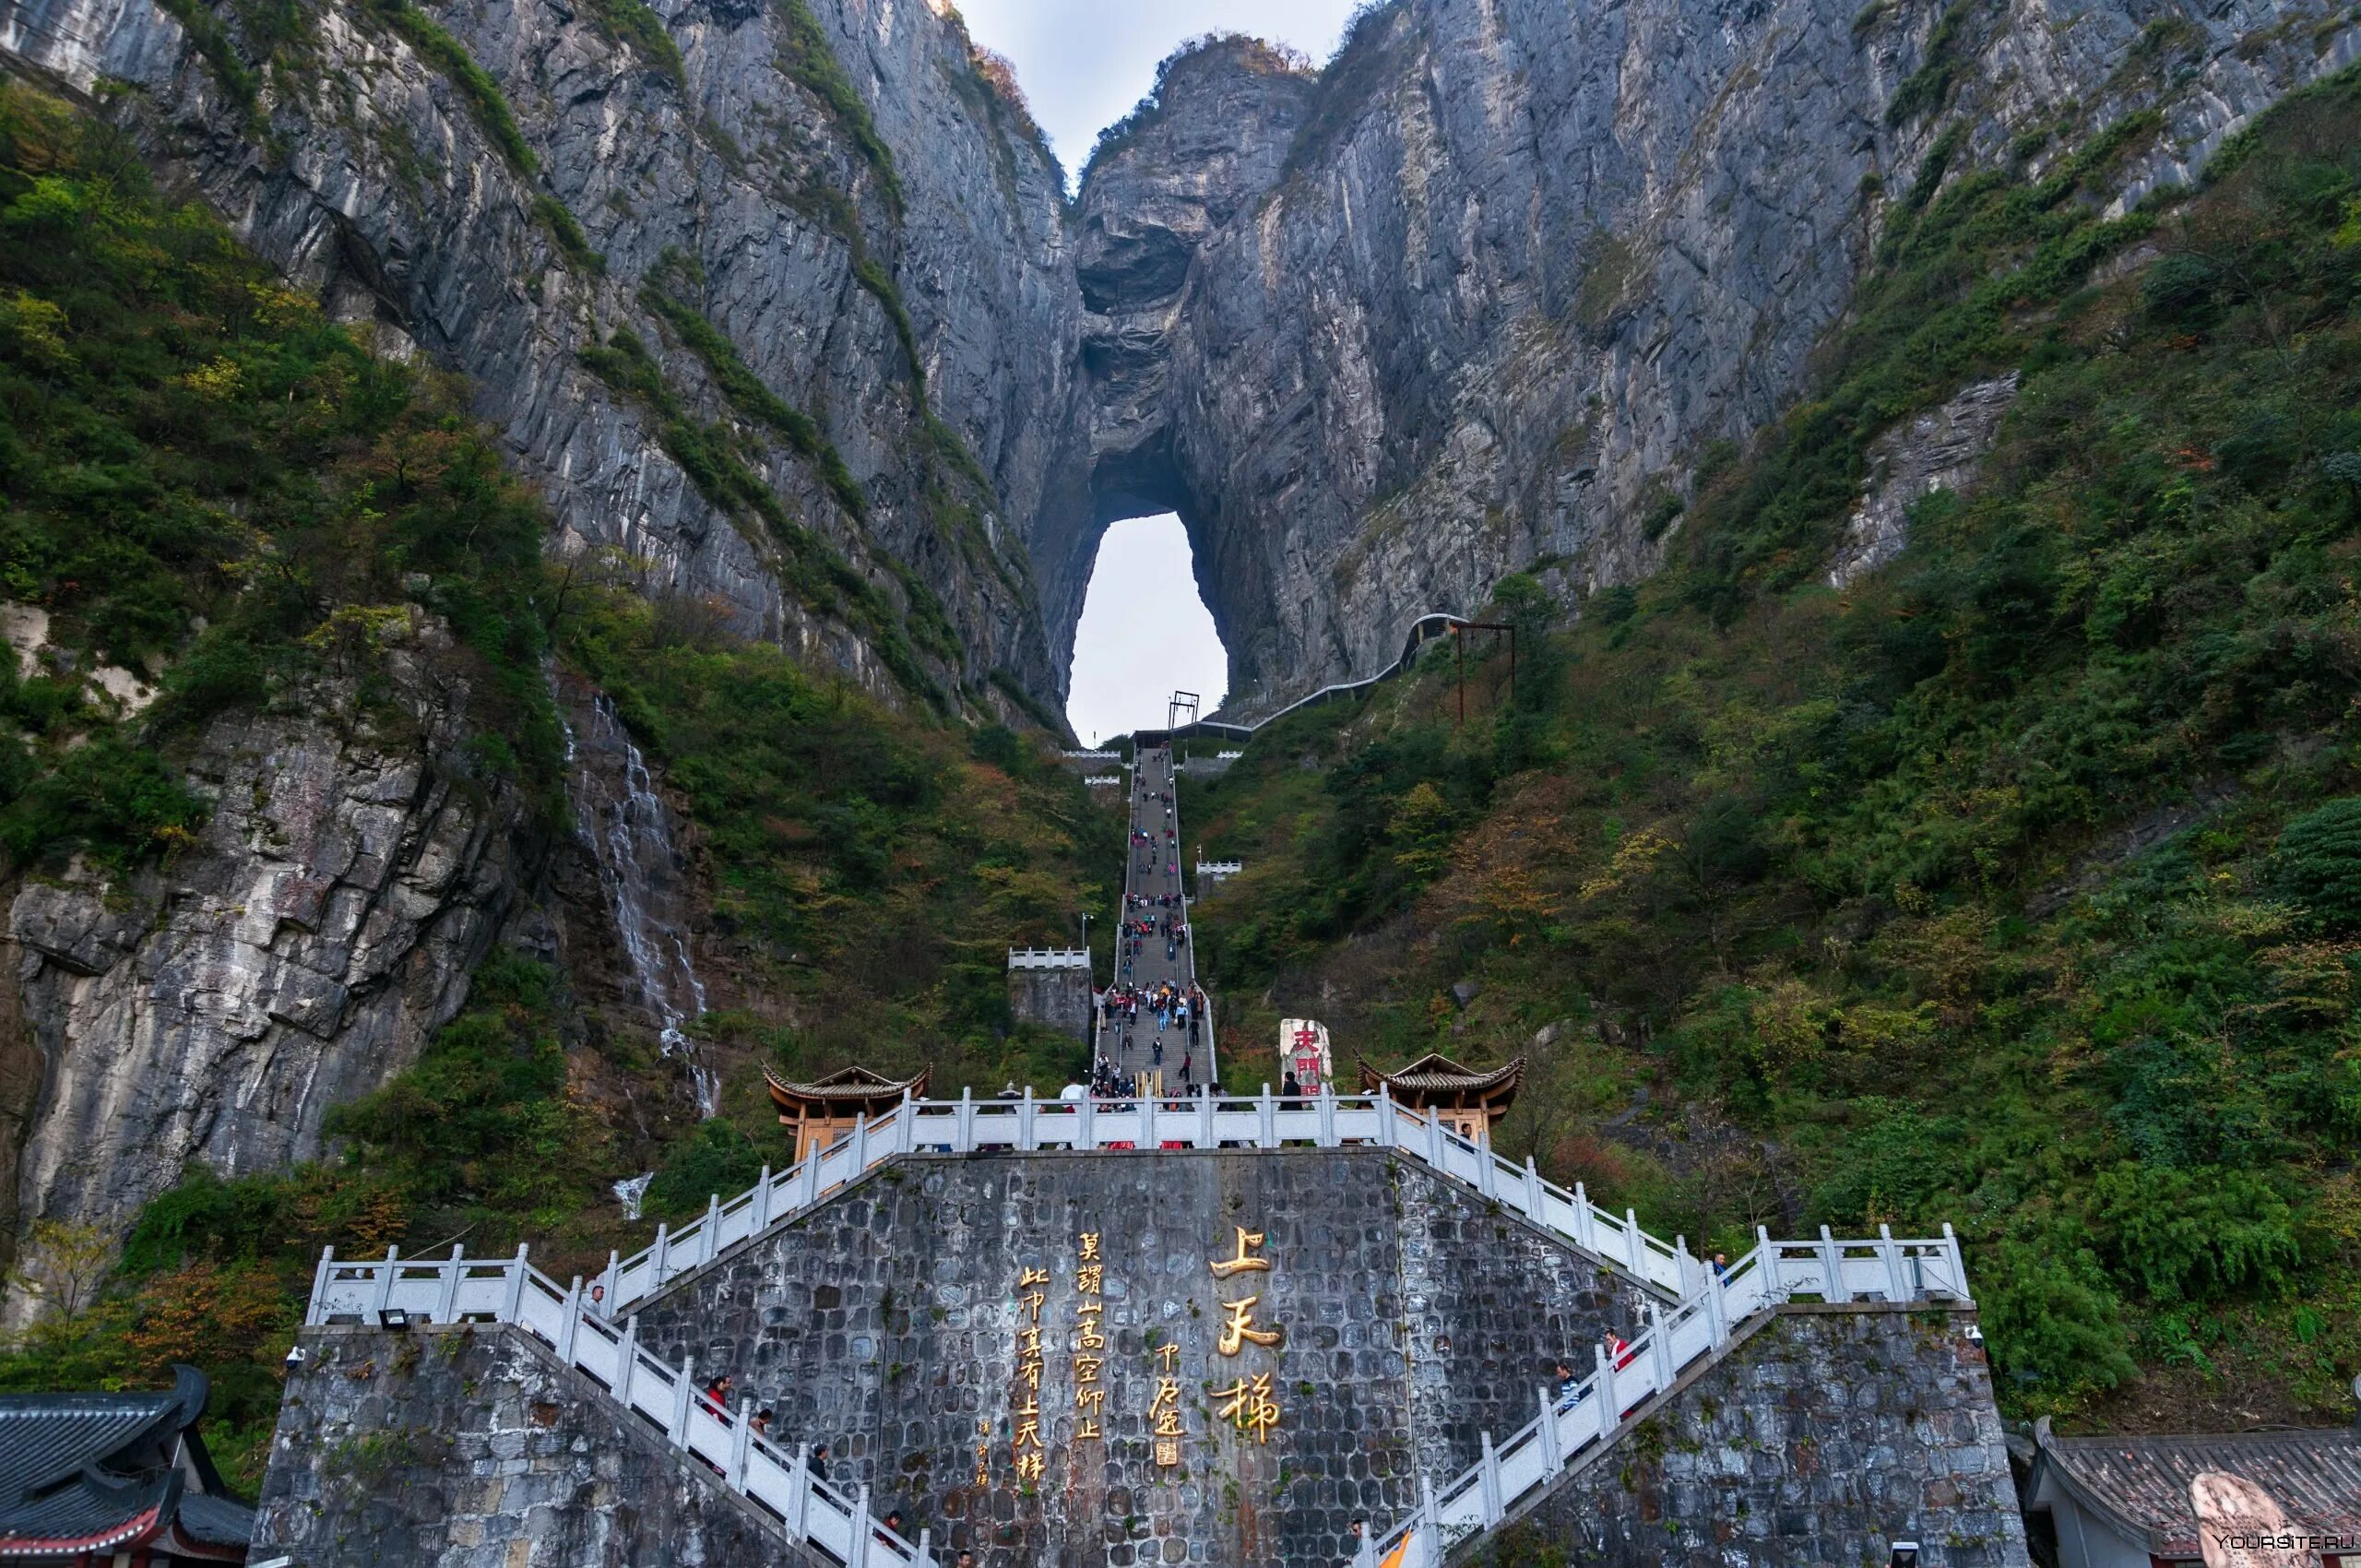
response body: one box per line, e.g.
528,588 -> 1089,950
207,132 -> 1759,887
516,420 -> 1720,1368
251,1324 -> 821,1568
630,1148 -> 1647,1565
1465,1305 -> 2026,1568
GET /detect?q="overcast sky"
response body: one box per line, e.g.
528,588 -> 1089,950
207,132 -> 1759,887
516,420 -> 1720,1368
951,1 -> 1362,741
954,0 -> 1361,176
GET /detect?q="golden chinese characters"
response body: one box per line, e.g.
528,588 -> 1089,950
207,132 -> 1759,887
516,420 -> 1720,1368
1149,1342 -> 1183,1467
1074,1234 -> 1105,1441
1212,1373 -> 1281,1443
1208,1226 -> 1273,1278
1013,1264 -> 1048,1481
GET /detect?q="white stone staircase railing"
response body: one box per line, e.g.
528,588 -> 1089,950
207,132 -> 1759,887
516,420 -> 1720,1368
1349,1229 -> 1973,1568
571,1087 -> 1707,1315
304,1248 -> 935,1568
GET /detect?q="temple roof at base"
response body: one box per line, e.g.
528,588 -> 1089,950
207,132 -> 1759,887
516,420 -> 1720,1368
765,1063 -> 931,1115
1358,1051 -> 1525,1106
2027,1423 -> 2361,1557
0,1365 -> 252,1562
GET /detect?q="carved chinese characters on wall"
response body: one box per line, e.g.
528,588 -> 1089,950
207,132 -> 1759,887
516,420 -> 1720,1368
1208,1225 -> 1283,1440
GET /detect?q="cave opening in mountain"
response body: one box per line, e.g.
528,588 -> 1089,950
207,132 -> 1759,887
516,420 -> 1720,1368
1064,513 -> 1228,746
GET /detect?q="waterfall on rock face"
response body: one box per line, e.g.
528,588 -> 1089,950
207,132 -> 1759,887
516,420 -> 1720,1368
566,684 -> 718,1117
611,1171 -> 656,1221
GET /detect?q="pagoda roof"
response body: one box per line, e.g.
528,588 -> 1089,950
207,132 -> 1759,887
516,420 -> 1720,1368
0,1364 -> 253,1562
764,1063 -> 931,1113
1358,1051 -> 1525,1102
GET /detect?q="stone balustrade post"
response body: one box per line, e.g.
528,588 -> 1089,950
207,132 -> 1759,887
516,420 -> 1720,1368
1524,1156 -> 1543,1220
1572,1184 -> 1595,1252
730,1396 -> 752,1486
651,1224 -> 670,1289
1648,1301 -> 1673,1391
1594,1341 -> 1617,1428
1375,1083 -> 1396,1146
600,1250 -> 619,1317
1078,1090 -> 1095,1147
849,1484 -> 872,1568
308,1245 -> 336,1325
503,1246 -> 529,1321
957,1086 -> 976,1152
1017,1090 -> 1036,1152
1197,1086 -> 1214,1148
1705,1262 -> 1729,1348
373,1245 -> 401,1320
701,1196 -> 721,1264
1756,1226 -> 1777,1301
1943,1221 -> 1965,1300
434,1246 -> 460,1322
559,1277 -> 583,1361
1258,1085 -> 1275,1149
1819,1225 -> 1848,1303
1317,1083 -> 1337,1147
1536,1384 -> 1562,1474
1418,1474 -> 1443,1566
615,1316 -> 638,1408
801,1147 -> 823,1207
787,1445 -> 811,1536
670,1355 -> 695,1443
1879,1223 -> 1909,1301
753,1167 -> 773,1229
852,1111 -> 870,1171
1478,1431 -> 1502,1525
1624,1209 -> 1644,1277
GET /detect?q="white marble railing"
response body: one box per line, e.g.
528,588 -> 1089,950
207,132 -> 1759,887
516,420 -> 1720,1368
304,1249 -> 933,1568
303,1086 -> 1969,1568
1355,1228 -> 1972,1568
1195,860 -> 1243,875
565,1087 -> 1702,1317
1007,947 -> 1091,969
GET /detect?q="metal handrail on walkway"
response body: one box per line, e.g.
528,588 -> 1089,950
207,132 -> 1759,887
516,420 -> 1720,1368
304,1249 -> 933,1567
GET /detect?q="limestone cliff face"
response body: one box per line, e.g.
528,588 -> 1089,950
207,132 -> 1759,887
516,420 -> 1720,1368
1059,0 -> 2361,712
0,624 -> 527,1292
5,0 -> 2358,1269
3,0 -> 1079,710
0,0 -> 1082,1265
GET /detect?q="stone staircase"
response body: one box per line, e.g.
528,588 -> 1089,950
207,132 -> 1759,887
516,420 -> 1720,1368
305,1249 -> 936,1566
1348,1230 -> 1974,1567
305,1108 -> 1972,1568
573,1085 -> 1725,1320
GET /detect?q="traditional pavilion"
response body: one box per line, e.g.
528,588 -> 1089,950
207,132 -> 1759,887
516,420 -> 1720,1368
0,1364 -> 255,1564
764,1063 -> 931,1162
1358,1051 -> 1525,1141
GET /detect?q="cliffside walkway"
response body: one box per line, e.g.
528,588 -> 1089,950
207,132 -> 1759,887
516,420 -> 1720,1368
304,1078 -> 1972,1568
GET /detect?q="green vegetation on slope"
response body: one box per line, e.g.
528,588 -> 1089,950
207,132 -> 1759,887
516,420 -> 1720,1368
0,79 -> 1109,1484
576,324 -> 956,699
774,0 -> 904,220
0,952 -> 622,1490
1190,73 -> 2361,1430
564,582 -> 1122,1123
0,79 -> 563,864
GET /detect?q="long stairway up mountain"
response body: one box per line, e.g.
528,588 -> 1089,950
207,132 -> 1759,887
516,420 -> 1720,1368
1103,743 -> 1211,1087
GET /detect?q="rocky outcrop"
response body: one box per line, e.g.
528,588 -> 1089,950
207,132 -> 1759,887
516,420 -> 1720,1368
1829,373 -> 2021,587
2,0 -> 1081,714
1,622 -> 528,1287
1054,0 -> 2361,713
